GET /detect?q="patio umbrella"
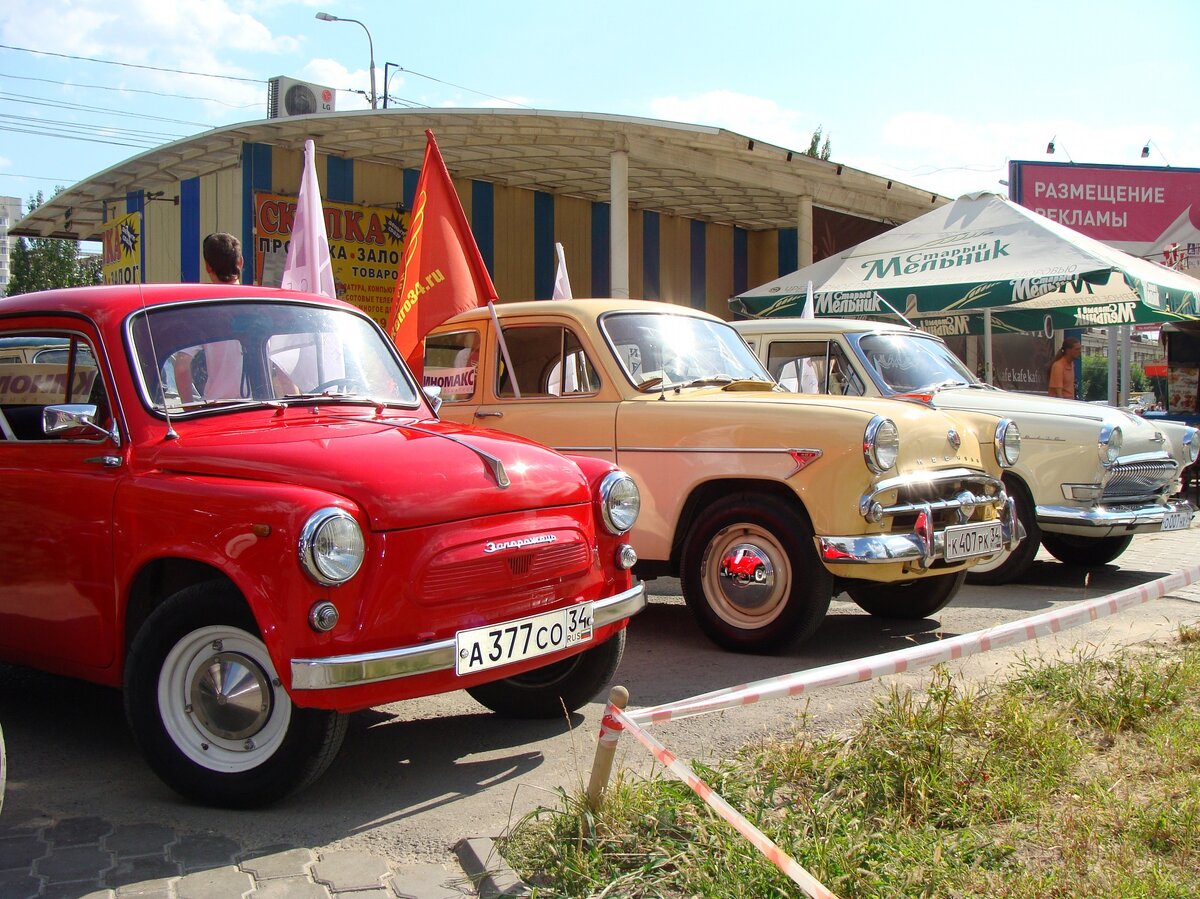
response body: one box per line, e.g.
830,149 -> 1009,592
731,192 -> 1200,326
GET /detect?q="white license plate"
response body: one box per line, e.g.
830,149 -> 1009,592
944,521 -> 1004,562
1162,510 -> 1191,531
455,603 -> 594,676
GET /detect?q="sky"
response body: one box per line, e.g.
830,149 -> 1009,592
1,0 -> 1196,217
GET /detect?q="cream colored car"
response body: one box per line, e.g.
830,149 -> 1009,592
734,317 -> 1199,585
425,300 -> 1022,653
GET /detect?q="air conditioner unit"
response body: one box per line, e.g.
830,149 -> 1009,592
268,77 -> 336,119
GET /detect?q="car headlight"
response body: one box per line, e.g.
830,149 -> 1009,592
599,471 -> 640,534
1098,424 -> 1123,468
1183,427 -> 1199,465
994,418 -> 1021,468
299,507 -> 365,586
864,416 -> 900,474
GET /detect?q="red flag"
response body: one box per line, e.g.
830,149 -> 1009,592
387,130 -> 497,377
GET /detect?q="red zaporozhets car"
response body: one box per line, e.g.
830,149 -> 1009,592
0,284 -> 644,807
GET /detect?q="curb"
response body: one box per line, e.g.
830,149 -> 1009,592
454,838 -> 531,898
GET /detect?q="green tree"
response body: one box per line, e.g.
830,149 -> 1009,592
1081,354 -> 1149,402
4,191 -> 102,296
807,125 -> 832,161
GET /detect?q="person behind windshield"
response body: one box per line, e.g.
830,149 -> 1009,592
173,233 -> 296,402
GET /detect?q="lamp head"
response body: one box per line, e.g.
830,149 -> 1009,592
1142,143 -> 1151,159
1046,138 -> 1055,155
316,11 -> 337,21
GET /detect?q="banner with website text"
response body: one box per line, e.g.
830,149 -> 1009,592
253,192 -> 409,326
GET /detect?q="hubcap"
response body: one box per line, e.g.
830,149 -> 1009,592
701,525 -> 792,629
717,543 -> 776,608
158,625 -> 291,773
190,651 -> 271,741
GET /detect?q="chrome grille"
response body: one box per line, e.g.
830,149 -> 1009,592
1103,459 -> 1177,501
422,541 -> 591,602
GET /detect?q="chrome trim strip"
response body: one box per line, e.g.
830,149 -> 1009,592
619,446 -> 821,455
1035,499 -> 1195,529
290,583 -> 647,690
858,469 -> 1006,519
818,497 -> 1022,568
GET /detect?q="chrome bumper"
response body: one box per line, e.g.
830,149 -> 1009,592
818,496 -> 1022,569
1037,498 -> 1195,533
290,583 -> 646,690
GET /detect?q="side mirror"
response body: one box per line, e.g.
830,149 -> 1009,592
422,384 -> 443,414
43,404 -> 120,444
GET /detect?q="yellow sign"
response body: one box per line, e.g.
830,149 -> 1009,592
253,193 -> 408,327
101,211 -> 142,285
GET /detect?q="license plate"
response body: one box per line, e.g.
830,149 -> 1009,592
944,521 -> 1004,562
1162,510 -> 1191,531
455,603 -> 594,676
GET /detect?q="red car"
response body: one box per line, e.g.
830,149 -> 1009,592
0,284 -> 643,807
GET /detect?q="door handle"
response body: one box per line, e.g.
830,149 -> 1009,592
475,411 -> 503,419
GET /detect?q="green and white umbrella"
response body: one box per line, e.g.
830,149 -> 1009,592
731,192 -> 1200,330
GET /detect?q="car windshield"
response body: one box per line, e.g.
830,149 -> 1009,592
129,300 -> 421,413
600,312 -> 773,389
855,333 -> 979,395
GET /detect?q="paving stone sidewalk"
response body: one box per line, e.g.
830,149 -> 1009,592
0,809 -> 522,899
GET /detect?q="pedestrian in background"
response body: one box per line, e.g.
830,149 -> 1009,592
1047,336 -> 1082,398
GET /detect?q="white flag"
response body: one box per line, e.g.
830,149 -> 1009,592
281,139 -> 336,299
552,242 -> 573,299
799,280 -> 821,393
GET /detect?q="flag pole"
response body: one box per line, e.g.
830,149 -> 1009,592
488,301 -> 521,398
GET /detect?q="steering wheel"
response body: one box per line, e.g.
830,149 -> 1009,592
311,377 -> 363,395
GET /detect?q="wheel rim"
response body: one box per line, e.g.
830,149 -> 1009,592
157,625 -> 291,773
701,528 -> 791,629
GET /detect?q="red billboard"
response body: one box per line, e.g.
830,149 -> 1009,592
1008,160 -> 1200,275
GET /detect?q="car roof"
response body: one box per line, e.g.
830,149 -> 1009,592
731,317 -> 925,337
0,284 -> 361,329
440,297 -> 725,326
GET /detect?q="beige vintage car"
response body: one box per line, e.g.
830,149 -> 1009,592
425,299 -> 1021,653
733,317 -> 1199,585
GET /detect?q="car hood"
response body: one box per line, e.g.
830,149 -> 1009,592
146,412 -> 590,531
629,388 -> 997,473
930,387 -> 1169,449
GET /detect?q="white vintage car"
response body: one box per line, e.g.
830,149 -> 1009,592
734,318 -> 1199,584
426,299 -> 1023,653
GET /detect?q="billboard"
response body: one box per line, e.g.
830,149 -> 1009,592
1009,160 -> 1200,274
101,210 -> 142,285
253,193 -> 408,327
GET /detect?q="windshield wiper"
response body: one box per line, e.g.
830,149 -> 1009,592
916,378 -> 970,393
681,375 -> 735,388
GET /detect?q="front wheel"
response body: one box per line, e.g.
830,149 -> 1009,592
467,629 -> 626,718
845,570 -> 966,619
124,582 -> 347,808
966,477 -> 1040,586
681,493 -> 833,653
1040,533 -> 1133,567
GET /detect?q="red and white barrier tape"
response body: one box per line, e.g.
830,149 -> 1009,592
628,563 -> 1200,726
610,705 -> 839,899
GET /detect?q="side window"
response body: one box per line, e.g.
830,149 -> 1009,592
424,329 -> 481,403
496,325 -> 598,398
766,340 -> 861,396
0,334 -> 109,442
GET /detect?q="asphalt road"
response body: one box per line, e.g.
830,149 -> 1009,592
2,524 -> 1199,897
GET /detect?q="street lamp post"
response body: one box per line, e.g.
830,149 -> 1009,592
316,11 -> 377,110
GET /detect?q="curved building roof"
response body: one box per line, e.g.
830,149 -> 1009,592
13,108 -> 947,241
